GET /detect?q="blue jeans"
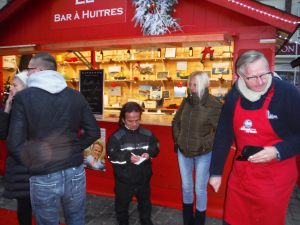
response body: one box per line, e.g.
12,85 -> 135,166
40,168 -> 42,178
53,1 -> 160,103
178,150 -> 212,212
30,164 -> 86,225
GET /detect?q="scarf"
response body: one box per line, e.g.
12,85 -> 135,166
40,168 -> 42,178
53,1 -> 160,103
237,73 -> 272,102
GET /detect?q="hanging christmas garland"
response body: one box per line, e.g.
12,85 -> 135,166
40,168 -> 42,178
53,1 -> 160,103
219,77 -> 225,84
132,0 -> 182,35
163,58 -> 170,63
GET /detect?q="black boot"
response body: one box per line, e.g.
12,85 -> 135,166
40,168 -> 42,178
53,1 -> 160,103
140,218 -> 153,225
118,220 -> 129,225
194,210 -> 206,225
183,203 -> 194,225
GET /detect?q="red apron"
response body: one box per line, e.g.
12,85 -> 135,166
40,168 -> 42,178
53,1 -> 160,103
224,87 -> 297,225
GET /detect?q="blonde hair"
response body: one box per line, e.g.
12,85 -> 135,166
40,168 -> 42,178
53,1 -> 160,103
92,140 -> 105,164
187,71 -> 210,100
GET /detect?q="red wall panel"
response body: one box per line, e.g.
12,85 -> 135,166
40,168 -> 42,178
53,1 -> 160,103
0,0 -> 270,48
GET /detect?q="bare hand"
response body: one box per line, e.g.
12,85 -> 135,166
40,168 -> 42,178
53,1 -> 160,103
4,94 -> 13,113
91,157 -> 99,167
248,146 -> 277,163
131,155 -> 140,163
209,177 -> 222,193
141,153 -> 150,160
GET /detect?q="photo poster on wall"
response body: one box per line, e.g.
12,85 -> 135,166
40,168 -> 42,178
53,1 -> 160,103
150,86 -> 162,100
139,85 -> 153,95
174,87 -> 187,97
211,88 -> 229,100
79,69 -> 104,116
140,64 -> 154,75
212,63 -> 230,74
204,71 -> 211,78
83,128 -> 106,172
177,61 -> 188,77
109,86 -> 121,96
156,71 -> 169,80
108,66 -> 122,76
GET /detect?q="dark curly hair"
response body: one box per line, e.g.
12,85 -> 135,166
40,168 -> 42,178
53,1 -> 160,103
118,102 -> 142,127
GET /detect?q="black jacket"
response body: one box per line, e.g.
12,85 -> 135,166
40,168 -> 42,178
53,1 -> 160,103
0,105 -> 30,199
6,86 -> 100,176
107,126 -> 159,185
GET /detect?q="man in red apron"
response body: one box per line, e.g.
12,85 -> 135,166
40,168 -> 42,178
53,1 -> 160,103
209,50 -> 300,225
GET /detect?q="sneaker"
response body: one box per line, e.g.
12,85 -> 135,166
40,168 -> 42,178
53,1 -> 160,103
140,218 -> 153,225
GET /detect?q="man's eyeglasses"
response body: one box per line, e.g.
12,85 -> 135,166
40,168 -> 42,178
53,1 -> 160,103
24,68 -> 42,72
243,71 -> 272,83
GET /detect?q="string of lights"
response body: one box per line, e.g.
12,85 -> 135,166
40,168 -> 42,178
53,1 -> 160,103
277,35 -> 300,45
228,0 -> 300,24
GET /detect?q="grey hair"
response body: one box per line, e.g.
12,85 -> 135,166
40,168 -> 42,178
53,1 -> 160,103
236,50 -> 269,77
187,71 -> 210,100
31,52 -> 57,71
12,76 -> 27,89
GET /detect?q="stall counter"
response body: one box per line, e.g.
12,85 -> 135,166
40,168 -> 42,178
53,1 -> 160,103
96,112 -> 173,126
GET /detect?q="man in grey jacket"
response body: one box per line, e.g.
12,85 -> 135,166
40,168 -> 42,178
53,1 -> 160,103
6,52 -> 100,225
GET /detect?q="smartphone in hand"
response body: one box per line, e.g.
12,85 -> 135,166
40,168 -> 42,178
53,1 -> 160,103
236,145 -> 264,161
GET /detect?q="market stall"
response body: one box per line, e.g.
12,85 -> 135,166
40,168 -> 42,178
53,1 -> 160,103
0,0 -> 299,219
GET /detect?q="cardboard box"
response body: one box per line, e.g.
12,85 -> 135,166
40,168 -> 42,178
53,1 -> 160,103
143,101 -> 157,108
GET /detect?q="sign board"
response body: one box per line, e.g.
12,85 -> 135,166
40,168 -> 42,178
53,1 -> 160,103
162,90 -> 170,99
277,43 -> 300,55
83,128 -> 106,172
51,0 -> 126,29
79,69 -> 104,115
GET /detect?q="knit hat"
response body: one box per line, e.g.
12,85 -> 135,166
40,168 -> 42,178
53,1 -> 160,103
14,71 -> 28,86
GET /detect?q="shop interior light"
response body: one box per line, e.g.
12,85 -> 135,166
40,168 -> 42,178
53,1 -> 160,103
100,51 -> 103,60
189,47 -> 193,57
157,48 -> 161,58
127,50 -> 131,59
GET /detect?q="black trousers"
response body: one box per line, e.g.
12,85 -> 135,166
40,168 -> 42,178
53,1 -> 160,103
17,197 -> 32,225
114,180 -> 151,221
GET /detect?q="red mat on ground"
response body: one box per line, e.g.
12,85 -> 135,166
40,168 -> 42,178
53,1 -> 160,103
0,208 -> 65,225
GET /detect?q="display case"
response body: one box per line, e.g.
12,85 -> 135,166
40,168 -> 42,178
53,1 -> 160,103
56,46 -> 233,114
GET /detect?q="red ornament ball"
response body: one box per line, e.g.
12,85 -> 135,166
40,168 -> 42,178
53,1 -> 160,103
151,3 -> 156,9
149,9 -> 154,14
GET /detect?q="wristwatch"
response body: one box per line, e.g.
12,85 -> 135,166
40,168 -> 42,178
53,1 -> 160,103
276,149 -> 280,160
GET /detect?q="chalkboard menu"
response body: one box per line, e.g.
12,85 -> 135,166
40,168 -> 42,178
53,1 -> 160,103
79,69 -> 104,115
162,90 -> 170,99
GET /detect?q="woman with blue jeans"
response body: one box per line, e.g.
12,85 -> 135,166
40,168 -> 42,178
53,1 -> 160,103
172,71 -> 223,225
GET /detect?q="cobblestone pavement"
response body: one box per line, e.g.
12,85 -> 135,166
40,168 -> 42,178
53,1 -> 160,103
0,175 -> 299,225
